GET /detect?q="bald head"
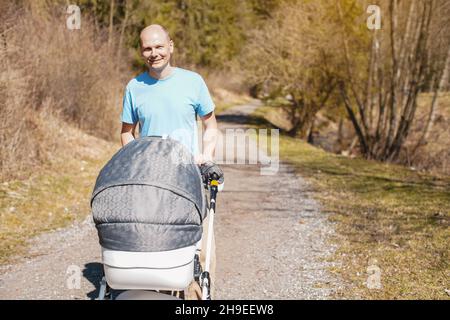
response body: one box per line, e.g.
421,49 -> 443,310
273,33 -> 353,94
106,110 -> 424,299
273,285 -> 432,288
140,24 -> 174,73
140,24 -> 171,46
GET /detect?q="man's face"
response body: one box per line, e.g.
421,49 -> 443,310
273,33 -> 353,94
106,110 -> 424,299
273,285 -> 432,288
140,29 -> 173,71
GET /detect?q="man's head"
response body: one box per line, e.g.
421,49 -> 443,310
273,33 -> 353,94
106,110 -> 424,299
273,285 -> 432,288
140,24 -> 174,72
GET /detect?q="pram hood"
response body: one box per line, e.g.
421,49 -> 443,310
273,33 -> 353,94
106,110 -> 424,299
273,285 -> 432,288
91,136 -> 206,252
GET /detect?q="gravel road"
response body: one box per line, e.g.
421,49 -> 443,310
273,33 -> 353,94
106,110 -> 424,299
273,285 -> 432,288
0,101 -> 343,299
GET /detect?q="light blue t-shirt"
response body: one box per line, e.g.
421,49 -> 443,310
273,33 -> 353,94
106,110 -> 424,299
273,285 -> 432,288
121,67 -> 215,155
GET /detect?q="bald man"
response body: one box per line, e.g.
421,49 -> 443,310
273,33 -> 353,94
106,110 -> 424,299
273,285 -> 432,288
120,24 -> 218,299
121,24 -> 218,164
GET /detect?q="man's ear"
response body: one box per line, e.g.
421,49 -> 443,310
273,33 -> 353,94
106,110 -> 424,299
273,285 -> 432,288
139,40 -> 145,57
169,39 -> 174,54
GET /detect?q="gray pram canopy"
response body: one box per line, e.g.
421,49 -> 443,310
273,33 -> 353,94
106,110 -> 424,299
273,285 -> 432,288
91,136 -> 206,252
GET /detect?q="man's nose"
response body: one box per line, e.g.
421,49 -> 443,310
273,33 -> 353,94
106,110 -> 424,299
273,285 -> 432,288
150,49 -> 158,57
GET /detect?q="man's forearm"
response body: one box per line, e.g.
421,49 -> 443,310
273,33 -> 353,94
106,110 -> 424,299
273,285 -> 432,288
121,132 -> 135,147
200,112 -> 218,161
202,127 -> 218,161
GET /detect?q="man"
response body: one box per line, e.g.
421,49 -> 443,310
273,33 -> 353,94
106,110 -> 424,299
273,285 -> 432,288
120,24 -> 221,299
121,24 -> 218,164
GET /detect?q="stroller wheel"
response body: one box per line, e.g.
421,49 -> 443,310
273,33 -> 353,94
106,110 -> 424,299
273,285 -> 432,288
193,254 -> 202,281
97,276 -> 111,300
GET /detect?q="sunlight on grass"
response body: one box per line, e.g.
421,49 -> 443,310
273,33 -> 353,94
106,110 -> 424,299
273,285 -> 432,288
254,106 -> 450,299
0,144 -> 117,265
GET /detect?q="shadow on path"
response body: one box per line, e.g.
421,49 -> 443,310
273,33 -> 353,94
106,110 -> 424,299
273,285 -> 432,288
83,262 -> 103,300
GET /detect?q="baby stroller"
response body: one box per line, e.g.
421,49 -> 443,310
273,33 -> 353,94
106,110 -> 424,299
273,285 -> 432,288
90,136 -> 221,300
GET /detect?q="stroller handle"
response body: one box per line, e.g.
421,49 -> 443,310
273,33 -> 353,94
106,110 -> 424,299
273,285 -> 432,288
208,179 -> 218,212
199,177 -> 219,300
210,172 -> 220,181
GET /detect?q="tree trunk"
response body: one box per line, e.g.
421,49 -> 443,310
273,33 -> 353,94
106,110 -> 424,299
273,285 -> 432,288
385,0 -> 399,153
337,116 -> 344,148
385,1 -> 433,161
108,0 -> 115,49
116,0 -> 130,66
413,44 -> 450,152
307,118 -> 315,144
339,83 -> 370,157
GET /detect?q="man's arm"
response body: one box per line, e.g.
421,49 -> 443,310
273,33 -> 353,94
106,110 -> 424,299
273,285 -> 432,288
198,111 -> 218,163
121,122 -> 137,147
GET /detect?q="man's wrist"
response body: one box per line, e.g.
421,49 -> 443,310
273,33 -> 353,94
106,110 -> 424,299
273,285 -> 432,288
195,153 -> 213,164
202,154 -> 213,162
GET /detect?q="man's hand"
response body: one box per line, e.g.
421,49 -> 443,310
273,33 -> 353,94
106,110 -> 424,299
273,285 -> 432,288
200,161 -> 224,184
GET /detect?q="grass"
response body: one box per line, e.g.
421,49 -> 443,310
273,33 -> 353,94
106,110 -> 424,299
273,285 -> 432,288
214,93 -> 254,115
214,102 -> 236,115
0,136 -> 117,265
253,106 -> 450,299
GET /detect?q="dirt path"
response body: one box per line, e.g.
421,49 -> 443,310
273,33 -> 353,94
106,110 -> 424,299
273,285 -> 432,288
0,101 -> 343,299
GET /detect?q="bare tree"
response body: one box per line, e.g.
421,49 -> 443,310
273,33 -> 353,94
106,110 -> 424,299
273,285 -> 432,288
337,0 -> 449,161
241,1 -> 336,138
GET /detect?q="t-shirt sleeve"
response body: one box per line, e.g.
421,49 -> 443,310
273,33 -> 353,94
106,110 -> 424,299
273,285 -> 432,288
195,76 -> 215,117
121,87 -> 138,124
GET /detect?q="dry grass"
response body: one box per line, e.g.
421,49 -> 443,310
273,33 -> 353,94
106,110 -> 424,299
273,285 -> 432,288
0,2 -> 126,263
0,115 -> 118,265
253,106 -> 450,299
0,2 -> 129,181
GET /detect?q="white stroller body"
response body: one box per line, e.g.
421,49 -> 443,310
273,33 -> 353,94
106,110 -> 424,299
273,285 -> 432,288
98,244 -> 198,299
98,204 -> 216,300
102,244 -> 197,291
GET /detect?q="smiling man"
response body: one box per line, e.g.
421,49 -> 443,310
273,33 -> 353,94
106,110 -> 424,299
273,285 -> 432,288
120,24 -> 220,299
121,24 -> 218,165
